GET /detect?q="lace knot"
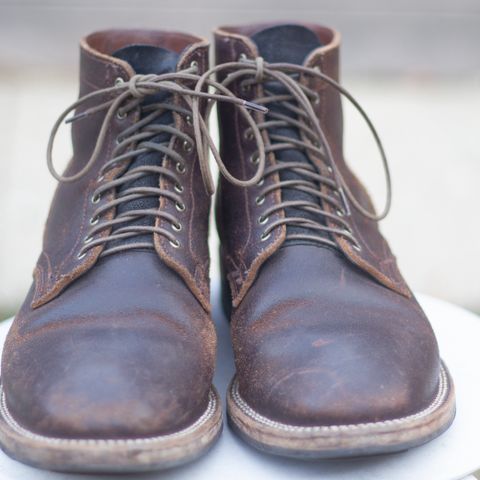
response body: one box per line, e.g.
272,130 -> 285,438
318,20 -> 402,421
255,57 -> 265,83
127,74 -> 149,99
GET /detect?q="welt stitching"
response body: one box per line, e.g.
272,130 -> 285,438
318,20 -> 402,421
0,388 -> 217,446
231,365 -> 449,433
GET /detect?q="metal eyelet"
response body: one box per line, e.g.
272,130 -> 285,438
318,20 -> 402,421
244,129 -> 254,140
114,77 -> 124,87
77,251 -> 87,260
176,163 -> 186,174
182,140 -> 193,153
327,166 -> 333,174
239,53 -> 248,61
258,215 -> 268,225
116,110 -> 127,120
313,94 -> 320,105
89,216 -> 99,226
175,202 -> 186,212
260,231 -> 271,242
84,235 -> 93,244
174,183 -> 184,193
190,60 -> 199,70
185,115 -> 193,125
353,243 -> 362,252
257,178 -> 265,186
169,239 -> 181,248
336,209 -> 345,217
91,193 -> 101,204
97,175 -> 105,183
250,153 -> 260,165
172,222 -> 182,232
255,195 -> 265,205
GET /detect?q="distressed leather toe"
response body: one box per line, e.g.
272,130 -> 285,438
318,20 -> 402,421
215,22 -> 455,457
2,252 -> 214,439
232,246 -> 440,427
0,30 -> 223,472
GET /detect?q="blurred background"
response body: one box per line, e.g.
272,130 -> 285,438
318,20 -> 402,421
0,0 -> 479,320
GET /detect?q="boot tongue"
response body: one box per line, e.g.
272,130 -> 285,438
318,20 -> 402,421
113,44 -> 179,74
251,24 -> 321,65
107,45 -> 181,250
113,45 -> 179,104
250,26 -> 327,244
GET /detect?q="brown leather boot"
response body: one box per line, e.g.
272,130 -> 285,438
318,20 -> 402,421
0,30 -> 224,472
214,23 -> 455,458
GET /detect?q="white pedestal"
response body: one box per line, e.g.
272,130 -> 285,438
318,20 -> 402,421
0,291 -> 479,480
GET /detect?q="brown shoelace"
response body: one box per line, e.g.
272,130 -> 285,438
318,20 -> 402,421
47,61 -> 268,258
210,56 -> 392,250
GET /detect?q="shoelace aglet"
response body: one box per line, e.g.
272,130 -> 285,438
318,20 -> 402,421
65,111 -> 88,124
243,100 -> 268,114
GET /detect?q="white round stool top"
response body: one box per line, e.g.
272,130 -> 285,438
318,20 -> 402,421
0,292 -> 479,480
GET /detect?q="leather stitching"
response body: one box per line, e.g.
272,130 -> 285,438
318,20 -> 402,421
230,365 -> 450,432
0,388 -> 217,446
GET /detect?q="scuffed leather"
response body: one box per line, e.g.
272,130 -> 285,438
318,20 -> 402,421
154,42 -> 211,311
3,252 -> 216,438
215,30 -> 286,309
215,23 -> 442,427
32,30 -> 211,310
215,24 -> 409,305
32,42 -> 135,309
231,245 -> 439,426
2,30 -> 216,440
302,29 -> 410,297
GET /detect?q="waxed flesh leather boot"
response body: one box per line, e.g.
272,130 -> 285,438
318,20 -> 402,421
214,23 -> 455,458
0,30 -> 226,472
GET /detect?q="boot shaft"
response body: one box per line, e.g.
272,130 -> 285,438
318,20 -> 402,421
214,22 -> 409,307
34,30 -> 212,310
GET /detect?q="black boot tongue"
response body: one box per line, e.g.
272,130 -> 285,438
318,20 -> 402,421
113,44 -> 179,76
106,45 -> 181,251
251,24 -> 322,65
112,45 -> 180,104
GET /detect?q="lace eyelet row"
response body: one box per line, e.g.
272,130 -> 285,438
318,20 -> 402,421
70,70 -> 210,261
169,153 -> 188,247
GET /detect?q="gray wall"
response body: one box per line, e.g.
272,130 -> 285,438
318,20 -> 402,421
1,0 -> 479,75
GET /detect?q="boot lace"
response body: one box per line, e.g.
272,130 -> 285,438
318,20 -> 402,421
47,62 -> 267,258
212,56 -> 392,250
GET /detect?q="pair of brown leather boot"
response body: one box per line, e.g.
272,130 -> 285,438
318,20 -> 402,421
0,23 -> 455,472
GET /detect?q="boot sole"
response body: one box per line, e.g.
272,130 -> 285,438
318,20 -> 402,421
0,383 -> 222,473
227,363 -> 455,458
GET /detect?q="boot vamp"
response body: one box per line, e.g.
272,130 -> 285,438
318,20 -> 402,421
2,251 -> 215,439
232,244 -> 440,426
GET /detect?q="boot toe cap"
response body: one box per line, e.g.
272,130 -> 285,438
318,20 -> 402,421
2,322 -> 213,439
235,310 -> 440,427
